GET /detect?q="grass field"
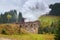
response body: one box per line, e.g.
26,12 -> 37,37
0,34 -> 54,40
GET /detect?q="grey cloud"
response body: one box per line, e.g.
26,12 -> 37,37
21,0 -> 50,22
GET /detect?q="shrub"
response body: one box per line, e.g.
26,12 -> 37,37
55,20 -> 60,40
1,29 -> 8,35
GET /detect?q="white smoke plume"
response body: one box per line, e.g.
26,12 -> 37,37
21,0 -> 51,22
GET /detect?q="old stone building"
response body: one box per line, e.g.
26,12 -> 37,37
19,21 -> 40,34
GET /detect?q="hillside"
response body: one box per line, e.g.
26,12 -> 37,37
39,15 -> 60,27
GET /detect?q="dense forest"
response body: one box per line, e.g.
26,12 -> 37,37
0,10 -> 24,23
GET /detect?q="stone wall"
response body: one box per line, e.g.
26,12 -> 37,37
19,21 -> 40,34
0,21 -> 40,34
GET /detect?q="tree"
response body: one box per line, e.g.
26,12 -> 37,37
0,10 -> 18,23
49,3 -> 60,16
18,12 -> 24,22
7,14 -> 12,23
0,14 -> 2,23
11,10 -> 17,23
5,10 -> 17,23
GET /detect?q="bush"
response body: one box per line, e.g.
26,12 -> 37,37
55,20 -> 60,40
1,29 -> 8,35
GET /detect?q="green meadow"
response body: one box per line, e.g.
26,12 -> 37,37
0,34 -> 54,40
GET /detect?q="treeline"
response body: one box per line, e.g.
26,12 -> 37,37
0,10 -> 24,23
49,3 -> 60,16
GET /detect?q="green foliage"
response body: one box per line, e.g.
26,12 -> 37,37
39,16 -> 59,27
1,29 -> 8,35
38,26 -> 43,34
18,12 -> 23,22
7,14 -> 12,23
55,20 -> 60,40
49,3 -> 60,16
0,10 -> 17,23
0,10 -> 23,23
38,16 -> 59,34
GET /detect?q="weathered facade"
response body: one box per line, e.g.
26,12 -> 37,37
19,21 -> 40,34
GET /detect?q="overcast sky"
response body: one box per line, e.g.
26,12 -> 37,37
0,0 -> 60,22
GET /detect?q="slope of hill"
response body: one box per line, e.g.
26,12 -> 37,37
39,15 -> 60,27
